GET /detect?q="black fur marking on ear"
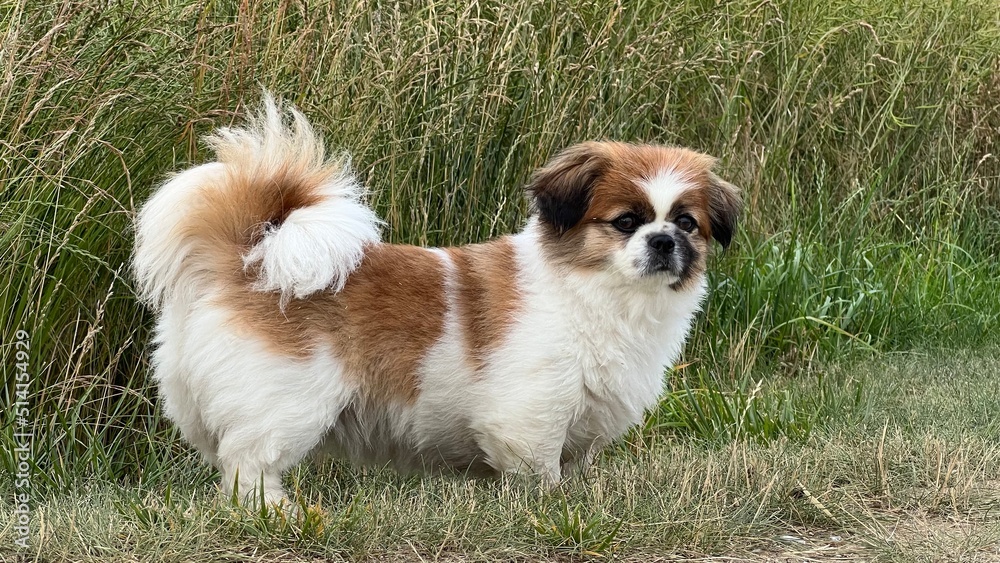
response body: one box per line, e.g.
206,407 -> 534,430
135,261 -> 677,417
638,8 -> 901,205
526,144 -> 606,236
707,173 -> 742,249
530,170 -> 597,235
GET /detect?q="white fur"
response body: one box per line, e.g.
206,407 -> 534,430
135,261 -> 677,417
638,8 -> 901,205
640,170 -> 688,221
133,162 -> 228,308
135,97 -> 712,505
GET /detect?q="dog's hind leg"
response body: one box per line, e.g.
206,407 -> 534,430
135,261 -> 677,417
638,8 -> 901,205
213,399 -> 339,509
217,440 -> 292,508
150,307 -> 220,466
180,306 -> 356,509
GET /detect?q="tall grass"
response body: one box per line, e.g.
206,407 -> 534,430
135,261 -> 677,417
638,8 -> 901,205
1,0 -> 999,485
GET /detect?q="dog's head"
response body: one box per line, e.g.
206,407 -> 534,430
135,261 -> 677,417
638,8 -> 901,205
527,142 -> 741,287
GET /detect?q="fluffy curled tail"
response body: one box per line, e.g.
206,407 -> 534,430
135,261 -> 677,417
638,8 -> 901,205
133,94 -> 381,309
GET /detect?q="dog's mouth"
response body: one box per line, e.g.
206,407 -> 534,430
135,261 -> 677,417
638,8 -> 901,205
645,256 -> 678,274
639,238 -> 699,285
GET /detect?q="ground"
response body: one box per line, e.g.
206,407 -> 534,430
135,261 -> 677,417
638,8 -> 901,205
3,350 -> 999,561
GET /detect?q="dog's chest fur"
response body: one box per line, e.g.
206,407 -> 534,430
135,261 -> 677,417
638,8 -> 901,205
540,255 -> 707,457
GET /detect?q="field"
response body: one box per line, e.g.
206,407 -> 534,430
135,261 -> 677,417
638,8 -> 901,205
2,0 -> 999,560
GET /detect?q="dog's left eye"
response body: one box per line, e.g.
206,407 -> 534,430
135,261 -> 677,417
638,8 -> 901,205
675,214 -> 696,232
612,213 -> 641,233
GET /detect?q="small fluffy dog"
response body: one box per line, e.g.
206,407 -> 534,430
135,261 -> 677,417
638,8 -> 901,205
133,96 -> 741,505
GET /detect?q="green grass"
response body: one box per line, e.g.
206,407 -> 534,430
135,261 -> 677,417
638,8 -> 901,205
1,0 -> 999,559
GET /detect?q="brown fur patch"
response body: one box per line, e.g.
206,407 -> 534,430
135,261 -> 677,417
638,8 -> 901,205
221,244 -> 447,405
445,237 -> 521,372
181,165 -> 327,289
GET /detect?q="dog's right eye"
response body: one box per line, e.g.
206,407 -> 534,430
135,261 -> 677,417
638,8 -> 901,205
612,213 -> 641,233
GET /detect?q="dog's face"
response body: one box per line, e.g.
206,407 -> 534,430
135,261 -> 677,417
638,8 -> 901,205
527,142 -> 741,286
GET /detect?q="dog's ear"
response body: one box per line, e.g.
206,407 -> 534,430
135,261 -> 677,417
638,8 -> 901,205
706,172 -> 742,249
526,143 -> 607,235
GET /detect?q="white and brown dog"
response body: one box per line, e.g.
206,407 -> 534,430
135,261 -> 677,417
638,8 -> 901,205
133,96 -> 741,506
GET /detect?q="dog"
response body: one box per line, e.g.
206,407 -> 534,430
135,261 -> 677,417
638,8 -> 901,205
133,95 -> 741,506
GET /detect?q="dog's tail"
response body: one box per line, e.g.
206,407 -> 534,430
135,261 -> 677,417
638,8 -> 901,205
133,94 -> 381,309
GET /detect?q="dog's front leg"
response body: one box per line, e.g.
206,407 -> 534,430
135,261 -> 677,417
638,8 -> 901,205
476,426 -> 566,487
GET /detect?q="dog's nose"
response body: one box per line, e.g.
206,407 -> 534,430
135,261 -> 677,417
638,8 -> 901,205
648,234 -> 675,254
